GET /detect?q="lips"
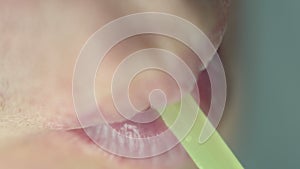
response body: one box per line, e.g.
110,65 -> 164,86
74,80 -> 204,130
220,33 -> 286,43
64,69 -> 212,169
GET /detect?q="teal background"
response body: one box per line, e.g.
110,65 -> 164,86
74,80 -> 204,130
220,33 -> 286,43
224,0 -> 300,168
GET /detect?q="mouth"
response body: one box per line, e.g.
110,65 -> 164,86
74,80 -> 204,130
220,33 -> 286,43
64,70 -> 212,169
30,70 -> 211,169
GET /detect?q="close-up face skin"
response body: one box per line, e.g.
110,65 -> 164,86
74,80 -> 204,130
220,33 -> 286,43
0,1 -> 229,169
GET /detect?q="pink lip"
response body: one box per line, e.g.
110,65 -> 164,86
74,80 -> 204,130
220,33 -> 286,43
85,110 -> 177,156
68,110 -> 197,169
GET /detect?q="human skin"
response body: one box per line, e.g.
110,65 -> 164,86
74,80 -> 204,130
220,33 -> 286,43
0,1 -> 229,169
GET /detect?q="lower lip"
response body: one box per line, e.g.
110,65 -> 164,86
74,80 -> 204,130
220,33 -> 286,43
68,109 -> 197,169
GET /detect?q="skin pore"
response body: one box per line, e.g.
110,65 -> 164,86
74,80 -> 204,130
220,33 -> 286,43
0,1 -> 228,169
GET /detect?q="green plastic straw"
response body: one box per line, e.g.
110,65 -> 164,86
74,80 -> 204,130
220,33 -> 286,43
159,94 -> 244,169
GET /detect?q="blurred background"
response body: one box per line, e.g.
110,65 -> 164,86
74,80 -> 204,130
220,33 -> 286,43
219,0 -> 300,168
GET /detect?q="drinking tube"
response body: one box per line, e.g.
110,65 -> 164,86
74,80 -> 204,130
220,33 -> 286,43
159,94 -> 244,169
